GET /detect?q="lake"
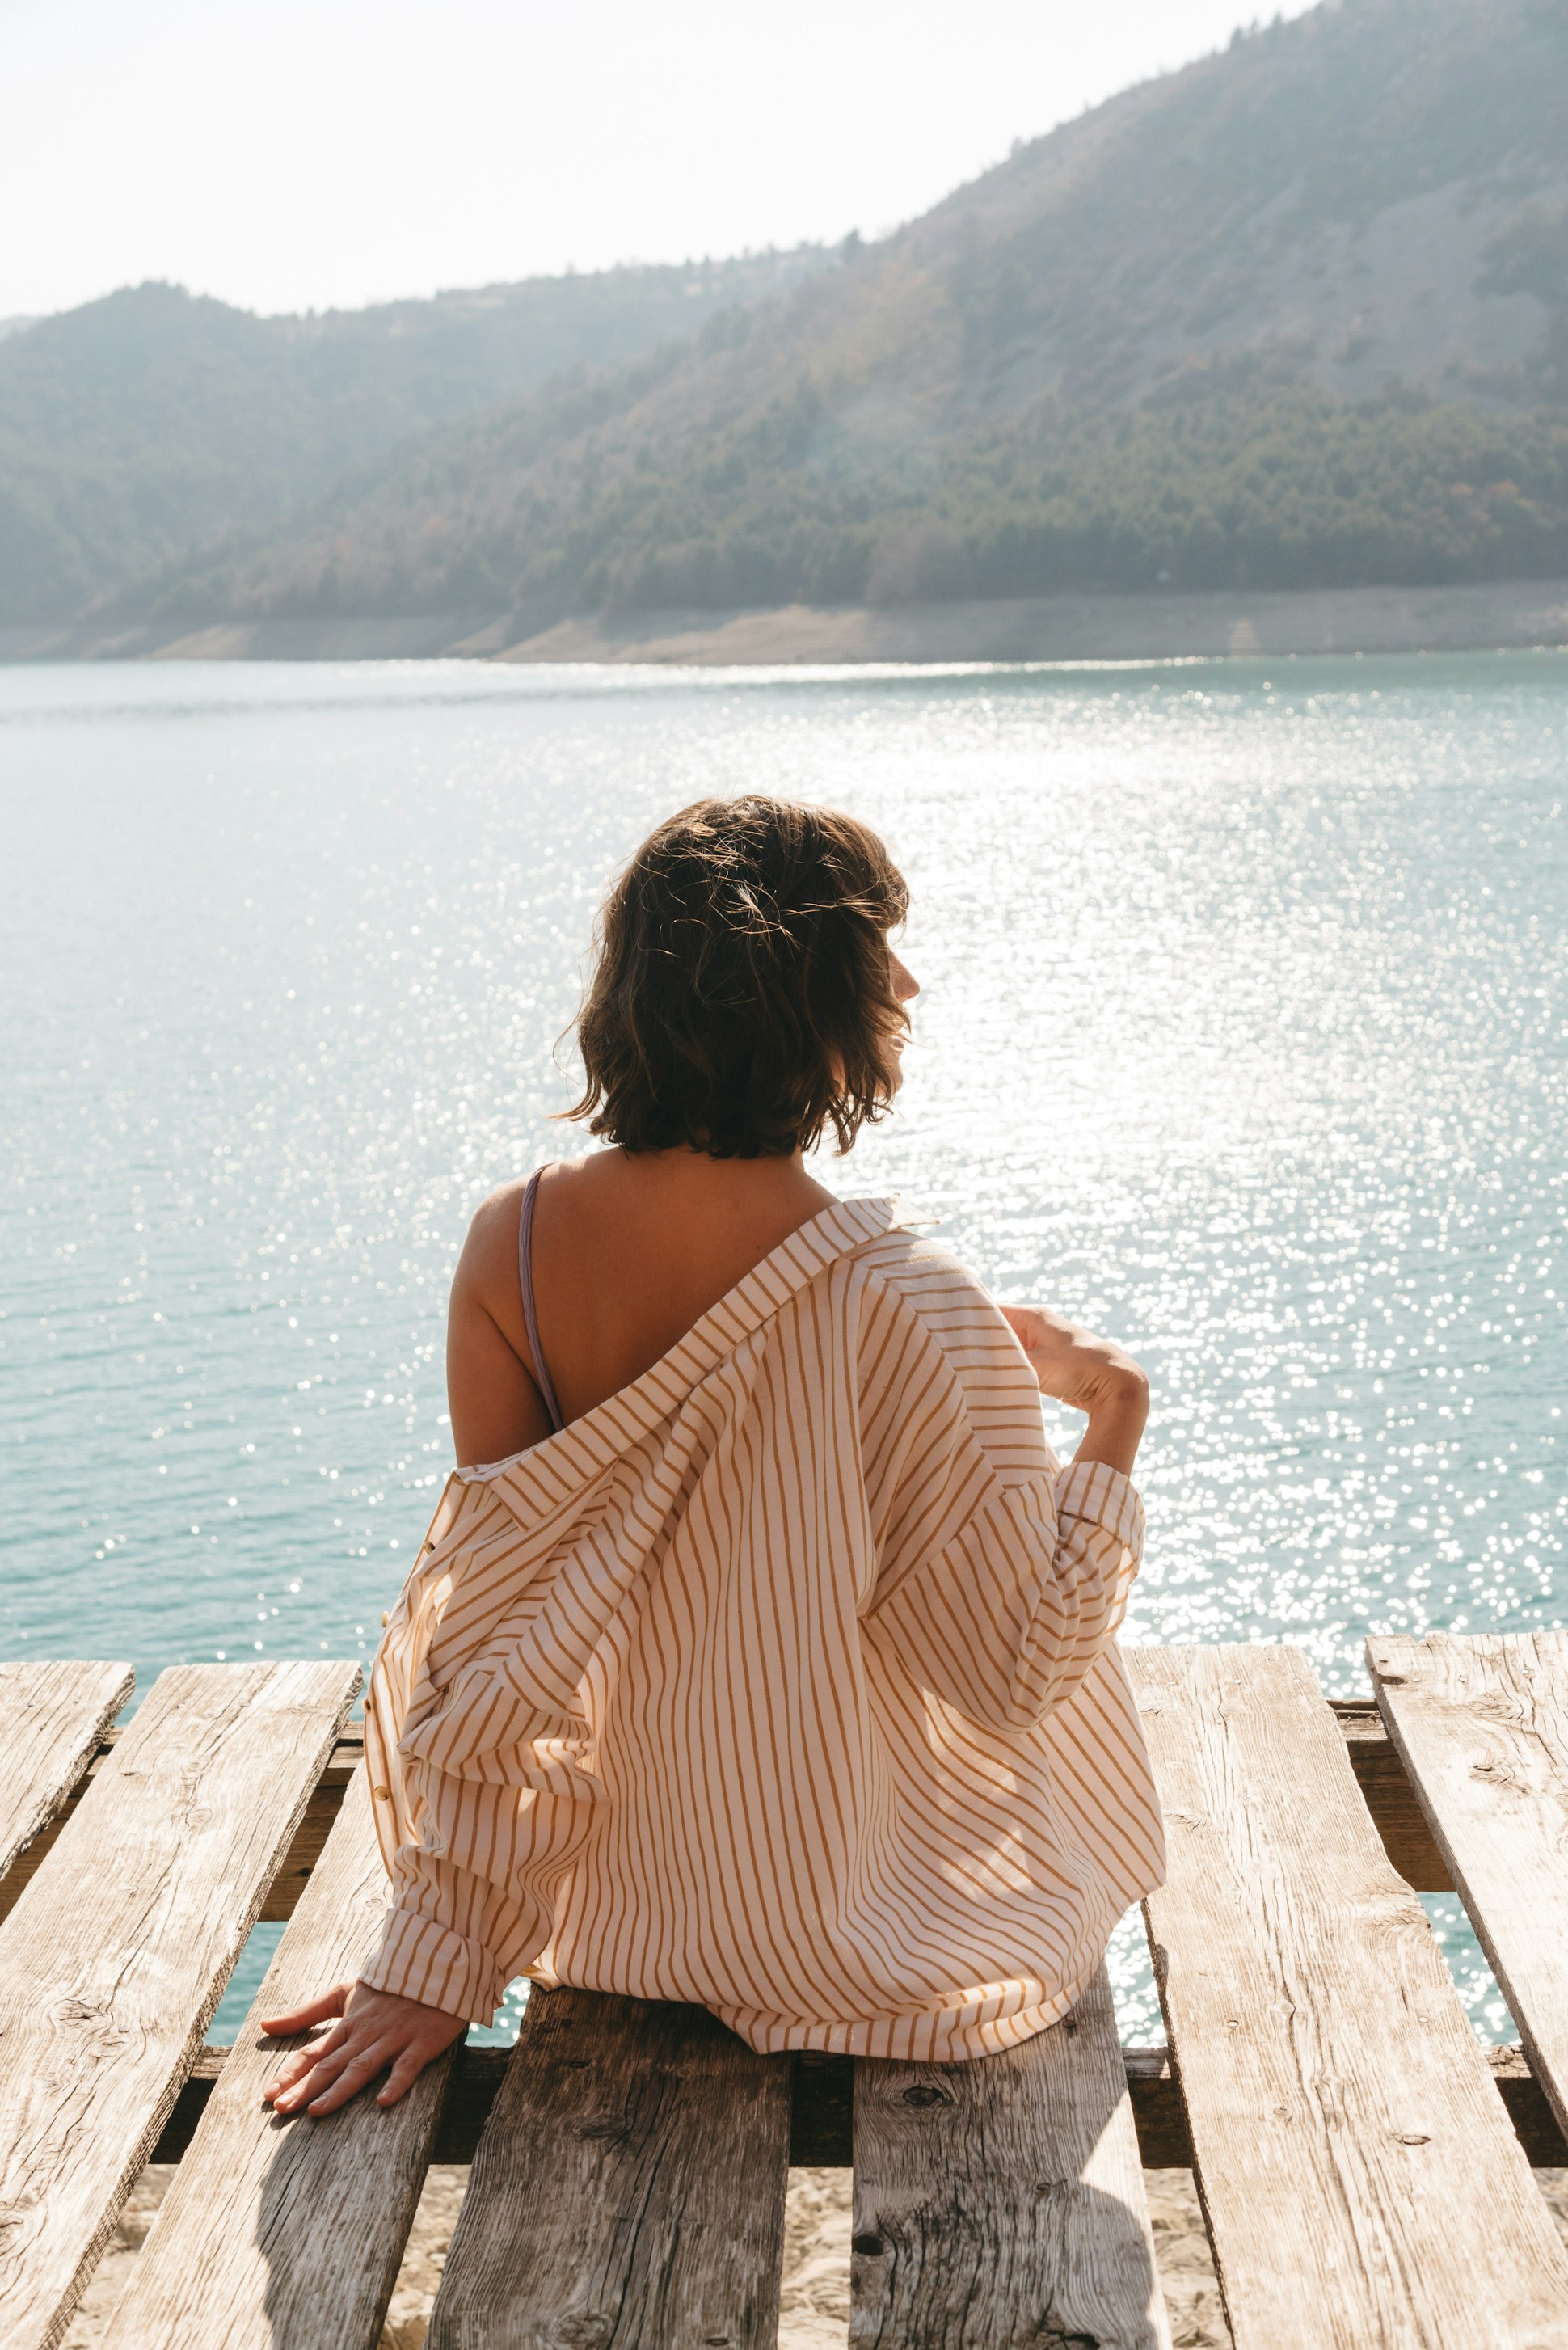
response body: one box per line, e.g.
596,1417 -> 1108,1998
2,649 -> 1564,2040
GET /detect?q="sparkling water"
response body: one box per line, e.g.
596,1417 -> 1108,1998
2,650 -> 1563,2042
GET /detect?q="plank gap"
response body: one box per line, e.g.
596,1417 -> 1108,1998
147,2036 -> 1568,2173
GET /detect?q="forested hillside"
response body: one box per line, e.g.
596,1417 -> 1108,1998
0,251 -> 828,620
13,0 -> 1568,636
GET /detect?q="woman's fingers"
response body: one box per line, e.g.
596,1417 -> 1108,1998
259,1983 -> 349,2037
269,2029 -> 390,2114
999,1301 -> 1148,1416
262,2018 -> 354,2104
305,2038 -> 402,2116
376,2047 -> 428,2107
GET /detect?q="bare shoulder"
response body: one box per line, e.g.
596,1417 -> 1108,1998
456,1180 -> 527,1298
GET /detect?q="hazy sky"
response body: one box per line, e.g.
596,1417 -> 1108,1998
5,0 -> 1316,320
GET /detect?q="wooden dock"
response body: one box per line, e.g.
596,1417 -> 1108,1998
2,1635 -> 1568,2348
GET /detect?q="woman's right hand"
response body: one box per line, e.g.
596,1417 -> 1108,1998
999,1305 -> 1149,1475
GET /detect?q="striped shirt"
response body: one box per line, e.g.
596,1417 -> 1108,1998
360,1194 -> 1165,2060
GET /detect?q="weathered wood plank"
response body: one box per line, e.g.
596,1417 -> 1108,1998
1115,2043 -> 1568,2175
0,1661 -> 133,1889
0,1660 -> 360,2350
1370,1630 -> 1568,2144
97,1767 -> 451,2350
852,1964 -> 1171,2350
427,1989 -> 790,2350
1130,1643 -> 1568,2350
0,1731 -> 365,1928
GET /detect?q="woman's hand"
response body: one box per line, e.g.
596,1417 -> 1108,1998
259,1981 -> 467,2116
1000,1304 -> 1149,1476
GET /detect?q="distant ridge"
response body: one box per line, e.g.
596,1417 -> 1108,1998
7,0 -> 1568,648
0,251 -> 831,624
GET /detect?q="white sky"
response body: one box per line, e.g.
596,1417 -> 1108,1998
3,0 -> 1316,320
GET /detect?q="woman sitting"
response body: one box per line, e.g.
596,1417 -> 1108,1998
262,794 -> 1163,2115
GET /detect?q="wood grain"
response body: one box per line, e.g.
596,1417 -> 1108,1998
1370,1631 -> 1568,2141
1130,1643 -> 1568,2350
851,1964 -> 1171,2350
0,1731 -> 365,1928
0,1660 -> 360,2350
96,1766 -> 451,2350
427,1988 -> 790,2350
0,1661 -> 133,1888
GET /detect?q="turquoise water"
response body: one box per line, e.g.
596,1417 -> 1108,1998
2,651 -> 1564,2043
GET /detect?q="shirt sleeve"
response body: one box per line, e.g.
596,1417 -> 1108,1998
355,1457 -> 625,2023
356,1707 -> 549,2015
862,1454 -> 1145,1737
358,1869 -> 508,2023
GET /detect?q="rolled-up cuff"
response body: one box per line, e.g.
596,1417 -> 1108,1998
1055,1457 -> 1145,1559
360,1905 -> 502,2026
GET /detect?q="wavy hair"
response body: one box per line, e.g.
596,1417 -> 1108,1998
569,795 -> 909,1158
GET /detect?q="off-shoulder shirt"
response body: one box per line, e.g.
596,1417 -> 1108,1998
360,1195 -> 1165,2061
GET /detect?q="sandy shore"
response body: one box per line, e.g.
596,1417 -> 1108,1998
492,579 -> 1568,666
58,2157 -> 1568,2346
6,577 -> 1566,669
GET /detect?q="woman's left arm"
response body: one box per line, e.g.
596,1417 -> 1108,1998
448,1183 -> 554,1466
261,1190 -> 553,2117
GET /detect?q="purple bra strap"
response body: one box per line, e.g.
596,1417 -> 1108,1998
517,1167 -> 566,1432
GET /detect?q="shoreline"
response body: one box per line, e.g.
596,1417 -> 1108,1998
4,576 -> 1567,669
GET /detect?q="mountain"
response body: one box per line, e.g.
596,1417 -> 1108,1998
0,251 -> 830,622
18,0 -> 1568,639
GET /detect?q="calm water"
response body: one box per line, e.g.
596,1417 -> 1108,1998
2,651 -> 1564,2041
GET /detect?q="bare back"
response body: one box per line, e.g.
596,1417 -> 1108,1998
446,1148 -> 839,1467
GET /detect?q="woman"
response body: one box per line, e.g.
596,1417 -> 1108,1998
262,795 -> 1162,2116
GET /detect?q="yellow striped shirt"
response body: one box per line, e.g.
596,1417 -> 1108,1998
361,1195 -> 1164,2060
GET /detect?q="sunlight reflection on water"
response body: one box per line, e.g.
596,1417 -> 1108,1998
2,650 -> 1563,2043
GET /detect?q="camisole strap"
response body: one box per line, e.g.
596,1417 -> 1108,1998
517,1167 -> 566,1433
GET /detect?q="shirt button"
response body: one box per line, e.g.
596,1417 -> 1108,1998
381,1611 -> 389,1626
373,1786 -> 391,1799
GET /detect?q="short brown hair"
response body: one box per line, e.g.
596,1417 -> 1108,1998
569,796 -> 909,1158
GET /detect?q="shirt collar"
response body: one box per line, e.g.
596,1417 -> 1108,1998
470,1193 -> 920,1521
